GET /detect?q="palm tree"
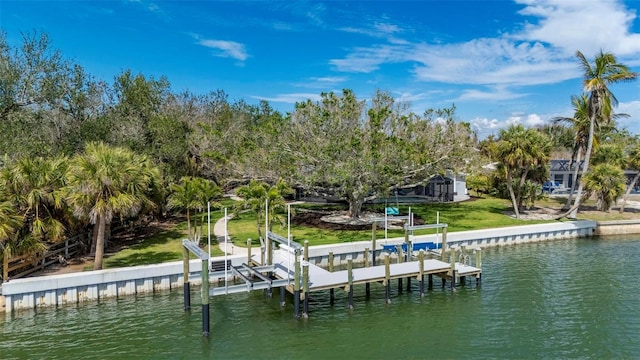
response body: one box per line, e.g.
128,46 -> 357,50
0,200 -> 24,281
166,176 -> 222,241
65,142 -> 161,270
564,50 -> 638,218
583,163 -> 626,212
619,142 -> 640,213
167,177 -> 202,239
553,94 -> 591,209
0,156 -> 69,252
234,179 -> 292,241
496,125 -> 551,218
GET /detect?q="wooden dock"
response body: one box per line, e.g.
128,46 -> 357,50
208,249 -> 481,296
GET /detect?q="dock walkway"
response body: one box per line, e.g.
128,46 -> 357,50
210,249 -> 481,296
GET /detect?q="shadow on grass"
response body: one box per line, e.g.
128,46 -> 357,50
105,251 -> 180,268
104,227 -> 185,268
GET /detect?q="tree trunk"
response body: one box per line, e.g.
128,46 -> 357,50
506,172 -> 520,218
619,172 -> 640,213
94,215 -> 106,270
564,149 -> 583,210
568,97 -> 600,219
516,168 -> 529,210
348,196 -> 364,219
90,222 -> 99,256
186,209 -> 191,241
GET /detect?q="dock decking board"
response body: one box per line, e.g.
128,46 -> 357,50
208,250 -> 481,296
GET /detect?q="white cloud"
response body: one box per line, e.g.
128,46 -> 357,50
514,0 -> 640,56
330,0 -> 640,89
617,100 -> 640,132
339,22 -> 409,44
525,113 -> 543,126
469,112 -> 545,138
457,86 -> 527,101
197,39 -> 248,62
254,93 -> 322,104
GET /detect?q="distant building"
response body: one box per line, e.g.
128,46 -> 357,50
549,159 -> 639,191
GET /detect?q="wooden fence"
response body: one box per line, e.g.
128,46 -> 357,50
1,233 -> 88,283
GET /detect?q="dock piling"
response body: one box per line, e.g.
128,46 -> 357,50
384,253 -> 391,304
372,222 -> 377,266
201,259 -> 210,337
247,238 -> 252,267
328,251 -> 335,304
347,256 -> 354,310
182,246 -> 190,311
450,248 -> 456,290
294,248 -> 301,319
397,245 -> 403,293
302,261 -> 309,318
365,248 -> 370,298
419,250 -> 425,298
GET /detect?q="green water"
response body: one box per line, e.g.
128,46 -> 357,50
2,237 -> 640,359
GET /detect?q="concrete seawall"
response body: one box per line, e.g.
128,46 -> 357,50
2,220 -> 597,314
304,220 -> 596,267
594,220 -> 640,236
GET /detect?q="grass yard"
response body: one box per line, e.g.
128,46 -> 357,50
101,199 -> 236,269
227,196 -> 555,247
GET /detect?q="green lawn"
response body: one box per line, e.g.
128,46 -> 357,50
102,199 -> 235,268
227,196 -> 555,247
99,195 -> 639,269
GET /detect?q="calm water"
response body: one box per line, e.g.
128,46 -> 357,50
2,237 -> 639,359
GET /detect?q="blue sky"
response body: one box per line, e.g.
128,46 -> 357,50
2,0 -> 640,138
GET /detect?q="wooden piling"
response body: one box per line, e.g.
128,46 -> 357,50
475,248 -> 482,284
247,238 -> 252,267
449,248 -> 456,290
397,245 -> 403,293
302,262 -> 309,318
182,245 -> 190,311
384,253 -> 391,304
440,227 -> 448,261
294,248 -> 301,319
372,222 -> 377,266
201,259 -> 210,337
329,251 -> 335,304
418,250 -> 425,298
364,247 -> 369,268
347,256 -> 354,310
364,248 -> 370,298
304,240 -> 309,262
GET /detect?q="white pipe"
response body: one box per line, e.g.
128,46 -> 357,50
384,207 -> 388,244
287,203 -> 291,284
207,202 -> 211,268
224,207 -> 228,294
436,211 -> 440,247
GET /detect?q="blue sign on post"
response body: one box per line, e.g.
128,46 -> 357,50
385,207 -> 399,215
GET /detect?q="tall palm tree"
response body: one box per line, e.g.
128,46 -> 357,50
553,94 -> 591,209
166,176 -> 222,240
564,50 -> 638,218
234,179 -> 292,241
497,124 -> 550,219
65,142 -> 161,270
167,177 -> 202,239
